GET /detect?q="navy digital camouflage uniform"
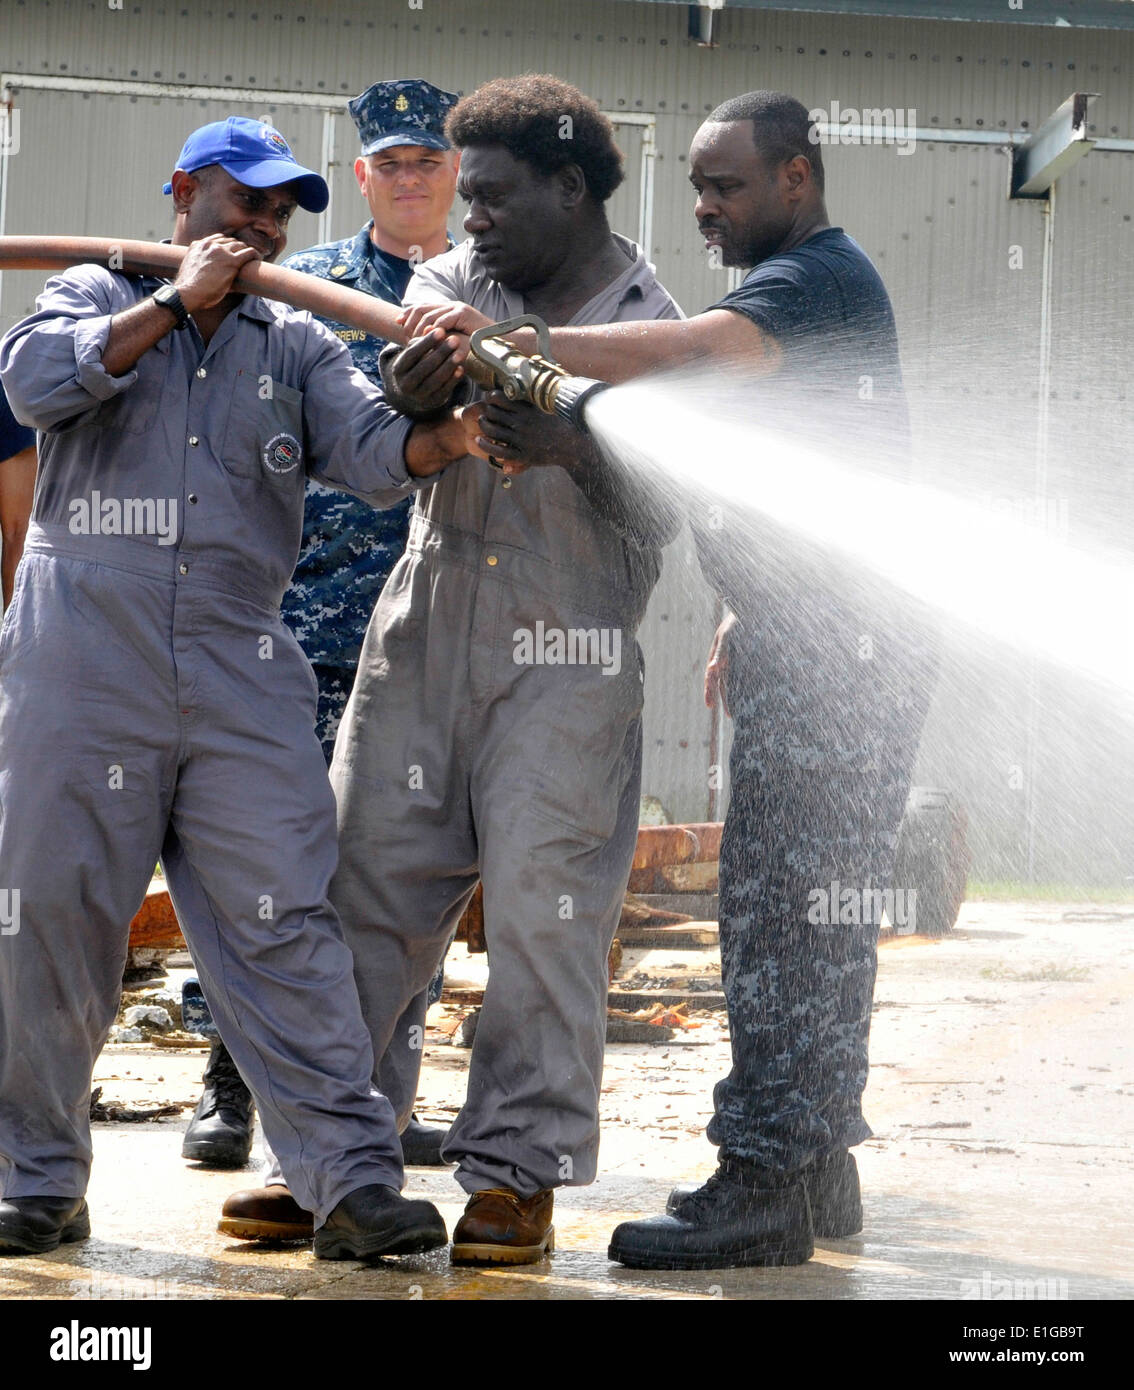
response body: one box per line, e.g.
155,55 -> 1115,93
278,76 -> 459,755
278,224 -> 415,758
1,381 -> 36,461
693,229 -> 940,1174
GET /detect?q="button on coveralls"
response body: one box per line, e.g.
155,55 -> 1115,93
0,266 -> 416,1221
328,237 -> 682,1197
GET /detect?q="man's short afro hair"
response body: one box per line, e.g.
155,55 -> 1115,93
446,74 -> 625,202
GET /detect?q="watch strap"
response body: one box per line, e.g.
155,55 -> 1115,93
152,285 -> 190,330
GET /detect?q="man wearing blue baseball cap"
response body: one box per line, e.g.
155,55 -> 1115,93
177,82 -> 462,1218
0,116 -> 470,1259
160,116 -> 330,213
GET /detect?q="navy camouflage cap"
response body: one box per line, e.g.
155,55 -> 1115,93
349,79 -> 460,157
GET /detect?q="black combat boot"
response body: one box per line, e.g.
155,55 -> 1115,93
802,1149 -> 862,1237
667,1147 -> 863,1238
181,1039 -> 254,1167
400,1114 -> 450,1166
0,1197 -> 91,1254
609,1153 -> 813,1270
314,1185 -> 448,1261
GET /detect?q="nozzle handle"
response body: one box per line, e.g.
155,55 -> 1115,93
469,313 -> 553,362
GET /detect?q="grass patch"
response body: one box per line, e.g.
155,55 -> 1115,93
967,879 -> 1134,903
980,963 -> 1092,983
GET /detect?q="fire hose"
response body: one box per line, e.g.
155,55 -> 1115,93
0,236 -> 610,426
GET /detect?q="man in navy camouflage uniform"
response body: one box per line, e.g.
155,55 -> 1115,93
279,79 -> 459,759
182,81 -> 461,1208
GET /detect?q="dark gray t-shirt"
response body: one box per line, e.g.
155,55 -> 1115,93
713,227 -> 907,443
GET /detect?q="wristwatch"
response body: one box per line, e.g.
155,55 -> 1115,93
151,283 -> 190,331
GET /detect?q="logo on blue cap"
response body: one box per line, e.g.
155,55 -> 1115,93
162,117 -> 329,214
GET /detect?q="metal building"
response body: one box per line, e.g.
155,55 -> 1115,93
2,0 -> 1131,883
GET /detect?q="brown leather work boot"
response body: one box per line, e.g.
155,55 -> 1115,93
218,1185 -> 314,1242
450,1187 -> 555,1265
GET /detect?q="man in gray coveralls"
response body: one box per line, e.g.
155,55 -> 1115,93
0,118 -> 461,1260
224,76 -> 684,1265
337,77 -> 682,1266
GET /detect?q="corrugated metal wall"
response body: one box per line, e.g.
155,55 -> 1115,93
2,0 -> 1132,880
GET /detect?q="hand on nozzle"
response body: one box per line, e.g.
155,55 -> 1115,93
455,403 -> 493,461
454,399 -> 529,473
474,391 -> 581,474
398,300 -> 492,340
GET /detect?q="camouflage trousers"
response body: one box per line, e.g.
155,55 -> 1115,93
311,663 -> 357,765
707,611 -> 938,1172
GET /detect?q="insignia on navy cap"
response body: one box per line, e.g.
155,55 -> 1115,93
349,78 -> 460,158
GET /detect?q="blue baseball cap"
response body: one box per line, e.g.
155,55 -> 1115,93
349,79 -> 460,157
162,117 -> 329,213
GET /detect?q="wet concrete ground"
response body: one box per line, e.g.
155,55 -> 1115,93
2,901 -> 1132,1301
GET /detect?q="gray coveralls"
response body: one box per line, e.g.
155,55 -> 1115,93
328,237 -> 682,1197
0,265 -> 419,1221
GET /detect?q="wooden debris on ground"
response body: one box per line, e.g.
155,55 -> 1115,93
619,892 -> 694,928
441,985 -> 485,1007
627,823 -> 722,894
431,1007 -> 471,1038
605,1001 -> 702,1044
89,1085 -> 186,1122
631,823 -> 723,871
608,985 -> 727,1012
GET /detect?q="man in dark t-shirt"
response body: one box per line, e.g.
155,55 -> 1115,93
676,208 -> 939,1269
402,89 -> 939,1270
